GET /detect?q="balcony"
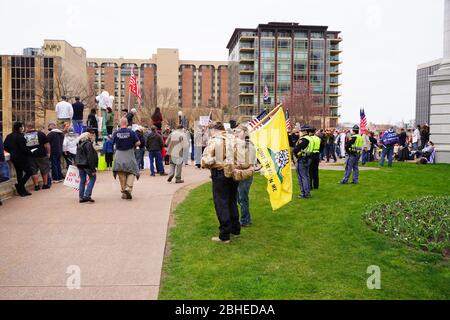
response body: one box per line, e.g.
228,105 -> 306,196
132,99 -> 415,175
329,37 -> 343,43
329,57 -> 342,65
240,43 -> 255,52
329,69 -> 342,75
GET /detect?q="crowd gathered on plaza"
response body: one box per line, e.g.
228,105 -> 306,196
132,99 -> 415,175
0,96 -> 437,242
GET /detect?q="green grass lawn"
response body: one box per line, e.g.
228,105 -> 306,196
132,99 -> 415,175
159,162 -> 450,300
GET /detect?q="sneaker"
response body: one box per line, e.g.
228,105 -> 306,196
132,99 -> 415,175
150,173 -> 156,177
160,173 -> 168,176
79,198 -> 89,203
86,197 -> 95,203
42,185 -> 51,190
34,186 -> 41,191
211,237 -> 230,244
241,223 -> 252,228
338,181 -> 348,185
121,193 -> 127,200
175,180 -> 184,184
167,177 -> 173,183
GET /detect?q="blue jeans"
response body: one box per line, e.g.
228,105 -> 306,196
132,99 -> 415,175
361,150 -> 369,166
238,177 -> 253,225
50,154 -> 63,181
380,146 -> 394,167
72,120 -> 84,134
342,154 -> 360,183
149,151 -> 164,175
135,148 -> 145,170
79,168 -> 96,200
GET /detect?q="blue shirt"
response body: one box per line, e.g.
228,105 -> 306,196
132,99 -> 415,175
112,128 -> 138,151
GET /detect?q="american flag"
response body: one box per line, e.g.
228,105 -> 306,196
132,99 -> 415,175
360,108 -> 367,130
248,109 -> 268,130
263,81 -> 269,103
129,67 -> 142,102
285,109 -> 292,131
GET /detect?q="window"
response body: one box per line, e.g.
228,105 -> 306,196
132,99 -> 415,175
311,31 -> 324,39
294,40 -> 308,49
310,40 -> 324,49
261,39 -> 275,48
294,31 -> 308,38
277,39 -> 291,48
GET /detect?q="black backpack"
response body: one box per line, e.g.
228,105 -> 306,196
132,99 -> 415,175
74,141 -> 89,166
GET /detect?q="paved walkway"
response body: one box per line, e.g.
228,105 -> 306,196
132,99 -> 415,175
0,165 -> 209,300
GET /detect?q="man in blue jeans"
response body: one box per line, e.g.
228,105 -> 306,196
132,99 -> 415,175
379,128 -> 399,167
238,177 -> 253,227
75,129 -> 98,203
145,126 -> 167,176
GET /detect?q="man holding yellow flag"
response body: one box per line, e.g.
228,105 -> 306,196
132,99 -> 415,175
249,106 -> 293,211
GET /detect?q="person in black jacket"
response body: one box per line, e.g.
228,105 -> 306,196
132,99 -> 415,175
47,122 -> 65,182
72,97 -> 84,130
145,126 -> 167,176
3,122 -> 33,197
87,108 -> 99,145
75,129 -> 98,203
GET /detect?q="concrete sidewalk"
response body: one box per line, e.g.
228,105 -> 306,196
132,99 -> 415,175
0,165 -> 209,300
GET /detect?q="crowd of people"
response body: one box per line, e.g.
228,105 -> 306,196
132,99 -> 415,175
0,97 -> 438,243
288,124 -> 435,168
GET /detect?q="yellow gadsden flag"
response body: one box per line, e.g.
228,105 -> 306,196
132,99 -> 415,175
250,107 -> 293,211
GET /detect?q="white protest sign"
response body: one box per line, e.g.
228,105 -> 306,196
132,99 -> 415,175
64,165 -> 90,191
199,116 -> 210,127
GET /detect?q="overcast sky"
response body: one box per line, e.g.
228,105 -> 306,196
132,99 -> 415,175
0,0 -> 445,124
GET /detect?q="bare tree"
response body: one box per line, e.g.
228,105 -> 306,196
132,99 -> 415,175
282,80 -> 315,126
34,67 -> 96,127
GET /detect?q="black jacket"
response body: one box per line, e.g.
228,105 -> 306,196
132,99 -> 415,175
75,140 -> 98,172
72,102 -> 84,121
87,114 -> 98,129
145,132 -> 164,151
293,137 -> 310,158
3,132 -> 32,165
47,129 -> 64,156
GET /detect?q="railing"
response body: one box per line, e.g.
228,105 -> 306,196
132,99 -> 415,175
239,66 -> 254,71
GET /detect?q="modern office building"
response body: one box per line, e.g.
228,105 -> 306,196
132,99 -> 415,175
416,59 -> 442,126
0,54 -> 62,137
87,49 -> 229,111
226,22 -> 342,128
1,40 -> 229,136
0,40 -> 87,136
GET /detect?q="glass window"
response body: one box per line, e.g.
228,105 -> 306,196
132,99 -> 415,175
277,63 -> 290,71
294,31 -> 308,38
294,52 -> 308,60
311,31 -> 324,39
310,51 -> 324,61
294,40 -> 308,49
261,31 -> 274,37
277,39 -> 291,48
294,62 -> 307,72
310,40 -> 324,49
261,39 -> 275,48
277,51 -> 291,59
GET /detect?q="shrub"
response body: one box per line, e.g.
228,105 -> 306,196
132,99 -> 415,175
364,196 -> 449,255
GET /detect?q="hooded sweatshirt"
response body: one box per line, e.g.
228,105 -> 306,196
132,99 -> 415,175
47,129 -> 65,156
63,132 -> 80,155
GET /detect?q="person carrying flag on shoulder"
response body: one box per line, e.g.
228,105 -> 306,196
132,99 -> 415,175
339,125 -> 363,185
293,125 -> 313,199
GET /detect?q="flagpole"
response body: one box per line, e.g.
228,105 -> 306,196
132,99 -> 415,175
250,104 -> 283,132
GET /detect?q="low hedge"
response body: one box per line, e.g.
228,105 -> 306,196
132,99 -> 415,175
364,196 -> 449,255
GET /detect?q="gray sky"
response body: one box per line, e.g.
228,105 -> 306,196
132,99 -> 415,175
0,0 -> 444,124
